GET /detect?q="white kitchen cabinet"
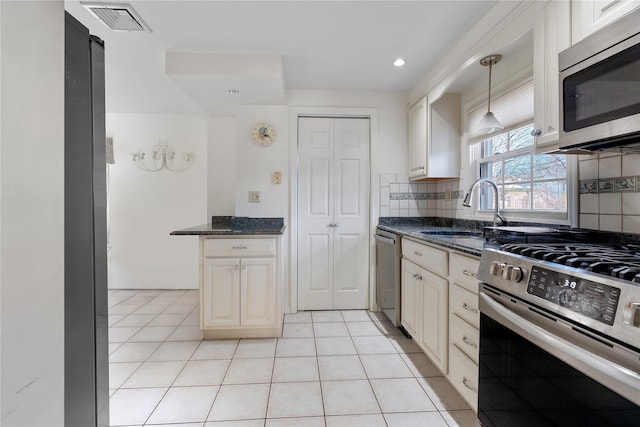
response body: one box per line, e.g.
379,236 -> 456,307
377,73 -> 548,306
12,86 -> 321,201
420,269 -> 449,372
447,252 -> 480,412
200,236 -> 282,338
571,0 -> 640,44
533,0 -> 571,152
401,258 -> 421,339
408,93 -> 461,181
401,238 -> 449,373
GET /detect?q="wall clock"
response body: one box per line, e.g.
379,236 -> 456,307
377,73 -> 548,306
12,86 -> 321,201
252,122 -> 276,147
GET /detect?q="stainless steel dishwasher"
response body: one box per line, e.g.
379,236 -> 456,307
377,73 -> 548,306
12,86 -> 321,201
375,228 -> 402,327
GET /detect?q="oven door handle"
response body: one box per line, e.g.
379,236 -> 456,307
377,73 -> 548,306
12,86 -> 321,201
479,292 -> 640,406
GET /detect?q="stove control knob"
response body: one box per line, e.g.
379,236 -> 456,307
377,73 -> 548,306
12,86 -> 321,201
509,266 -> 524,282
501,265 -> 523,282
489,261 -> 504,276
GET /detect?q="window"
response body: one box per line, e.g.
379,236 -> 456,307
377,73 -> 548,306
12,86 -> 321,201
479,124 -> 567,213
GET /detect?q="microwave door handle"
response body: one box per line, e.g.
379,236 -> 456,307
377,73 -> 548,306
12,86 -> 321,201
479,292 -> 640,405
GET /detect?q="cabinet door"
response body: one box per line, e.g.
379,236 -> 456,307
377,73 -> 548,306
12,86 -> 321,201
533,0 -> 571,151
202,258 -> 241,328
572,0 -> 640,44
420,269 -> 448,373
401,258 -> 421,338
241,258 -> 277,327
408,96 -> 428,179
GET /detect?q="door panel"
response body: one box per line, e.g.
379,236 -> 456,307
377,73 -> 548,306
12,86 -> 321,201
203,258 -> 240,328
241,258 -> 276,326
309,158 -> 331,216
338,159 -> 361,216
298,117 -> 369,310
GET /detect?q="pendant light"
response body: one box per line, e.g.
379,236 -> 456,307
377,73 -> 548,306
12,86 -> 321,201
476,54 -> 504,134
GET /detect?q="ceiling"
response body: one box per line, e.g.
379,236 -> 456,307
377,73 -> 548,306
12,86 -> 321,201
64,0 -> 499,115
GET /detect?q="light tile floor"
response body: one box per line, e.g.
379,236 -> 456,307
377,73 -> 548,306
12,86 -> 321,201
108,289 -> 481,427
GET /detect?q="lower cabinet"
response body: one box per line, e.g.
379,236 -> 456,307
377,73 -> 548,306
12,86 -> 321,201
420,269 -> 448,372
401,239 -> 449,374
200,236 -> 282,338
448,253 -> 481,412
400,240 -> 481,412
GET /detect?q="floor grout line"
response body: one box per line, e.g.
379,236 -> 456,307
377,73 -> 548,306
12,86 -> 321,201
108,289 -> 475,427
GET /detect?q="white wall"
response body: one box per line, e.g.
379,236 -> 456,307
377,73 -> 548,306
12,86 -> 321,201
107,114 -> 207,289
207,117 -> 236,217
234,106 -> 290,218
0,1 -> 65,424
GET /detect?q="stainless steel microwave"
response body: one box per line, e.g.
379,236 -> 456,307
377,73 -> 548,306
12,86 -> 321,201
558,8 -> 640,153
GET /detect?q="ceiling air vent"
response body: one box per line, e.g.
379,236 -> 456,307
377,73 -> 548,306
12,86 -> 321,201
81,2 -> 151,32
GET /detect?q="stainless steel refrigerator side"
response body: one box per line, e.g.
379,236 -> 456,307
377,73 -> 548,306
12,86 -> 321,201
64,12 -> 109,427
91,34 -> 109,427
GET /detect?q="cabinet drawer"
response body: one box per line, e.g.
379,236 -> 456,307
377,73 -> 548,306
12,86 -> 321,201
450,313 -> 479,363
402,239 -> 448,276
450,283 -> 479,328
448,345 -> 478,412
449,253 -> 480,294
203,238 -> 276,258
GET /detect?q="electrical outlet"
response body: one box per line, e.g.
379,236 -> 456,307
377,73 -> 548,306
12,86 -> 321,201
445,189 -> 452,201
248,191 -> 261,203
272,171 -> 281,184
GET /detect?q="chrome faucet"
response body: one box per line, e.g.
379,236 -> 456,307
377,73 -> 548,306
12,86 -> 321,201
462,178 -> 506,227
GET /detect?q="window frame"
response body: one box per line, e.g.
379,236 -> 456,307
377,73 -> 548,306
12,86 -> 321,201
471,124 -> 577,225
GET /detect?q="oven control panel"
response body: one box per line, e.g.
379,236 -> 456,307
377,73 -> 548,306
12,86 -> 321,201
527,266 -> 620,326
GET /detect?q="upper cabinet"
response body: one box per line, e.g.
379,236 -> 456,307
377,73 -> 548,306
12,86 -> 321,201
408,93 -> 461,181
532,0 -> 571,151
571,0 -> 640,44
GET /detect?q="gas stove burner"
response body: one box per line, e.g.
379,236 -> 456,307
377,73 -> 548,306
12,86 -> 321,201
500,242 -> 640,284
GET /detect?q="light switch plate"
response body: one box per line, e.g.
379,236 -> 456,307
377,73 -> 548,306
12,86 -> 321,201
248,191 -> 261,203
445,189 -> 452,201
272,171 -> 281,184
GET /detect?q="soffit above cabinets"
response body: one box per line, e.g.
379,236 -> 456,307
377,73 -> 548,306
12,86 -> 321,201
165,52 -> 285,115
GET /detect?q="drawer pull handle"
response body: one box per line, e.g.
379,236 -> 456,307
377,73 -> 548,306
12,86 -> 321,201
411,273 -> 423,281
414,251 -> 423,257
462,335 -> 478,349
462,269 -> 477,278
462,377 -> 477,393
232,245 -> 248,250
463,303 -> 478,313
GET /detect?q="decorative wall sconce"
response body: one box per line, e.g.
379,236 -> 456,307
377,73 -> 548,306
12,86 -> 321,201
132,139 -> 194,172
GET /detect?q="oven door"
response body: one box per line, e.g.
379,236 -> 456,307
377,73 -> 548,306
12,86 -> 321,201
478,291 -> 640,427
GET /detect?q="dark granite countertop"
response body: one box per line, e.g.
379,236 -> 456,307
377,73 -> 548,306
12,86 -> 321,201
377,217 -> 640,257
378,223 -> 494,257
171,216 -> 285,236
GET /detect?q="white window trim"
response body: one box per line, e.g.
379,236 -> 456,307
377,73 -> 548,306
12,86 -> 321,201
460,74 -> 578,227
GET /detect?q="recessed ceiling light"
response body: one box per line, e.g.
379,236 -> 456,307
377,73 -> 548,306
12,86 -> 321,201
393,59 -> 406,67
228,89 -> 240,95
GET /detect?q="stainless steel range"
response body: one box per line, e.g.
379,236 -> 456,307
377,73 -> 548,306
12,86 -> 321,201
476,241 -> 640,426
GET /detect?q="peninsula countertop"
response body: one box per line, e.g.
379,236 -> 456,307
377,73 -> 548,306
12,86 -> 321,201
171,216 -> 285,236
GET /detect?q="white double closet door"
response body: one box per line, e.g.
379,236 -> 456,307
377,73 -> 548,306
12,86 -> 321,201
297,116 -> 370,310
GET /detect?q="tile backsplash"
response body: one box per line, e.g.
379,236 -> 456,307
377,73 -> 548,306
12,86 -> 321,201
379,174 -> 464,218
578,153 -> 640,233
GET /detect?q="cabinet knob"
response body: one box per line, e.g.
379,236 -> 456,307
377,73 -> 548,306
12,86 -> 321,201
462,335 -> 478,349
531,129 -> 542,137
241,265 -> 247,271
462,269 -> 477,278
234,265 -> 239,271
462,377 -> 477,393
462,302 -> 478,314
